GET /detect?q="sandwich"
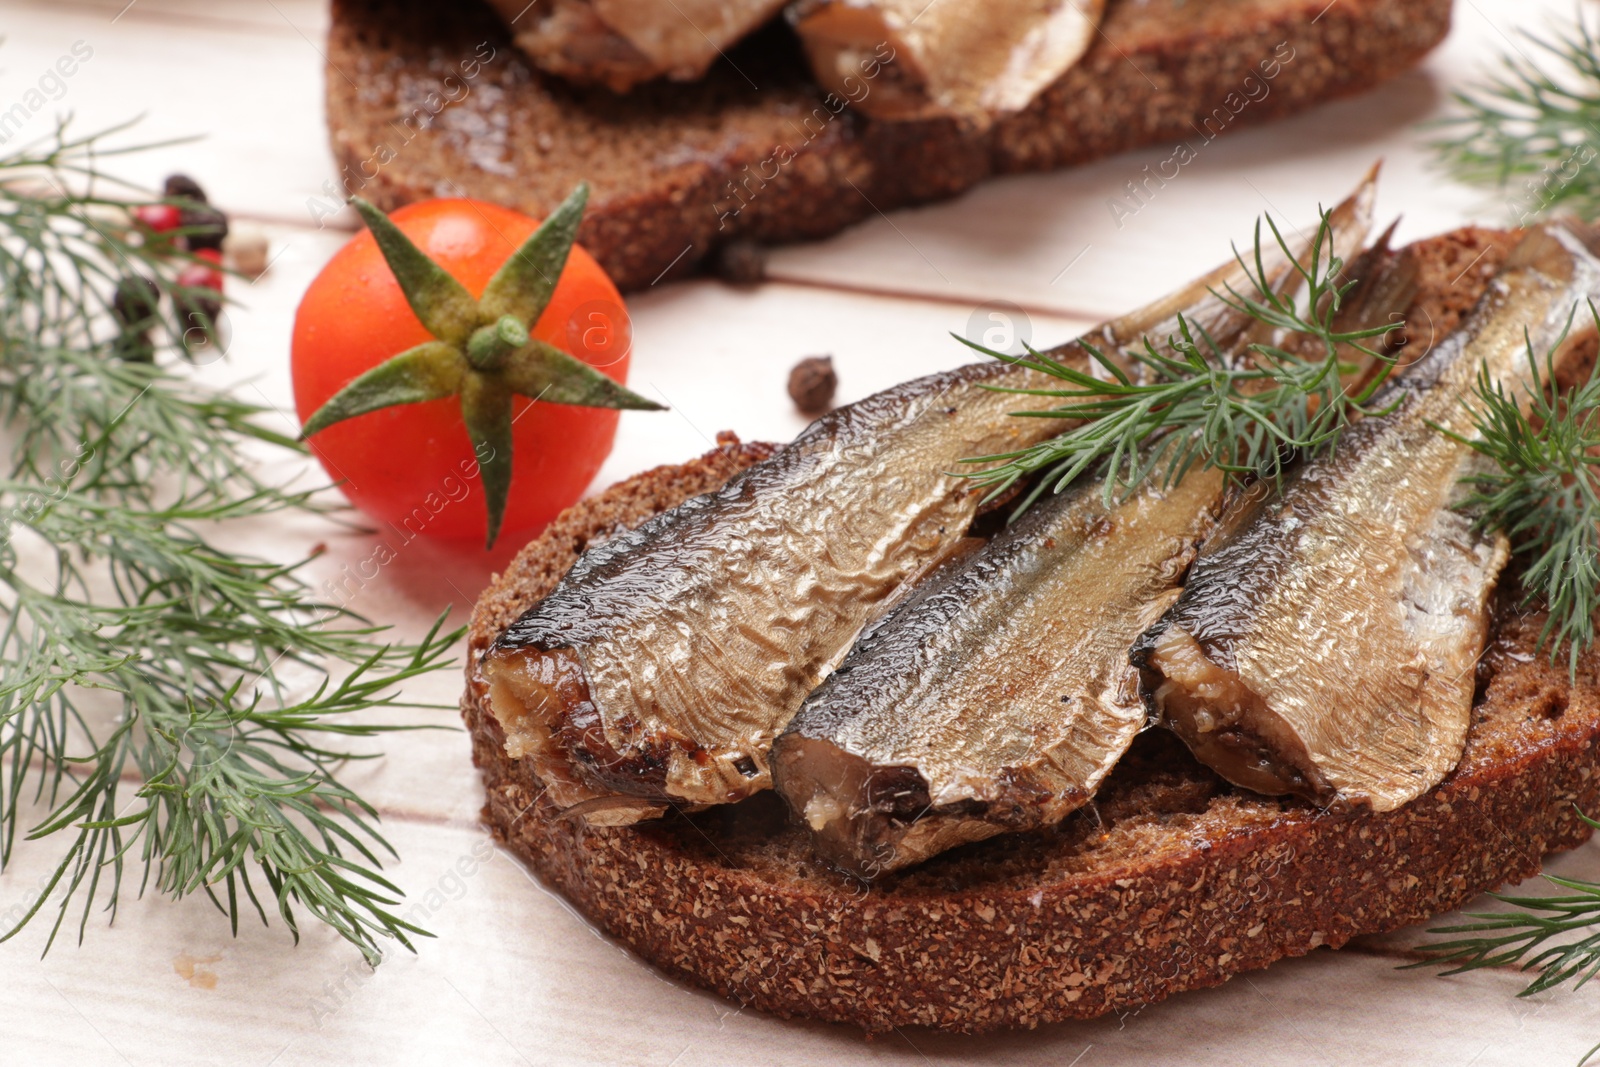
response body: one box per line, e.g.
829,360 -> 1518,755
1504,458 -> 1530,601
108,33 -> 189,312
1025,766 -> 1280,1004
460,176 -> 1600,1031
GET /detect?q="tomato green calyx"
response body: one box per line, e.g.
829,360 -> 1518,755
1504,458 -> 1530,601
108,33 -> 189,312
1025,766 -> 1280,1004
299,183 -> 663,549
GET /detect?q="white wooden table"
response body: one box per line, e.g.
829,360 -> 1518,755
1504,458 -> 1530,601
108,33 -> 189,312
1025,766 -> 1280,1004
5,1 -> 1600,1064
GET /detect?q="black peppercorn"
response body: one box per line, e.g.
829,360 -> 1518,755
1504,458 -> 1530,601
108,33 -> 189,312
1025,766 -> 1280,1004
110,274 -> 162,362
180,203 -> 229,253
787,355 -> 837,415
176,297 -> 224,357
163,174 -> 207,202
711,239 -> 767,286
162,173 -> 228,252
176,293 -> 223,352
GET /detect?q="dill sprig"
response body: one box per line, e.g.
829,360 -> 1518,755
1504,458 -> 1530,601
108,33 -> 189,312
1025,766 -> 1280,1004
1431,12 -> 1600,223
957,209 -> 1396,508
1410,812 -> 1600,1058
0,119 -> 465,963
1443,302 -> 1600,679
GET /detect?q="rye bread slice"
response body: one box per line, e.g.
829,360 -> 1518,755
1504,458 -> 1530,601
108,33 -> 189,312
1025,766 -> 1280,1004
460,228 -> 1600,1033
327,0 -> 1451,291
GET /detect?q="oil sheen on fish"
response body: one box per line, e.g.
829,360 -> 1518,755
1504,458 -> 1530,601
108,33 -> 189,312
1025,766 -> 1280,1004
1133,226 -> 1600,812
480,362 -> 1067,823
478,177 -> 1378,824
767,193 -> 1399,876
771,464 -> 1230,876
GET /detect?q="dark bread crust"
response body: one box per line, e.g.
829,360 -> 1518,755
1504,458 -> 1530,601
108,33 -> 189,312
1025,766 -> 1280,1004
460,232 -> 1600,1033
327,0 -> 1451,291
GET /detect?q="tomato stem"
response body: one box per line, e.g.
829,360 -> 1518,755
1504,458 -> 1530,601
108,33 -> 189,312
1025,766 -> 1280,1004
467,314 -> 530,371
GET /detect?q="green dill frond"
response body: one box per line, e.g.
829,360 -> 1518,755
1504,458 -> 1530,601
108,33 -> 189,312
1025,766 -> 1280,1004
955,205 -> 1395,508
1446,302 -> 1600,679
0,118 -> 464,964
1431,11 -> 1600,223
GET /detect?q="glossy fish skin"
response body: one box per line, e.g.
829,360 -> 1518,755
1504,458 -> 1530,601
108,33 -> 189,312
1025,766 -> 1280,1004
793,0 -> 1105,120
481,357 -> 1174,820
772,464 -> 1229,877
482,360 -> 1065,819
767,190 -> 1395,876
1134,227 -> 1600,813
479,177 -> 1378,823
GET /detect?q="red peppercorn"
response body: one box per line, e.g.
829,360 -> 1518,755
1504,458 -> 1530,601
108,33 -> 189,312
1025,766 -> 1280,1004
132,203 -> 183,233
175,249 -> 226,354
177,249 -> 225,293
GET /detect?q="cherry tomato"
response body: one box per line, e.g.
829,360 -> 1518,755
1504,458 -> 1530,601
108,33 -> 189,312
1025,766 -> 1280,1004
291,199 -> 633,545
